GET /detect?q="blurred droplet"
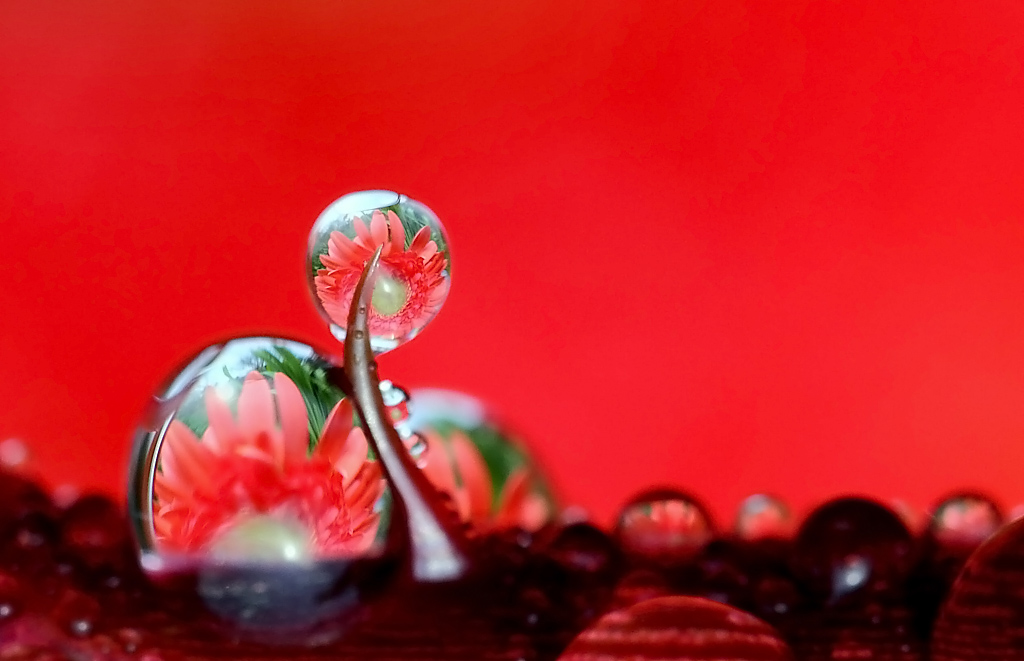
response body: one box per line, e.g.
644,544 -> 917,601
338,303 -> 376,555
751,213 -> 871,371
791,497 -> 915,607
0,438 -> 29,472
735,494 -> 793,540
406,388 -> 557,532
929,492 -> 1003,547
616,488 -> 714,561
557,596 -> 792,660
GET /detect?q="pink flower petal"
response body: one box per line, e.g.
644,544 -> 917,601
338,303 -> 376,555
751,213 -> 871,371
449,431 -> 493,521
495,467 -> 547,530
162,420 -> 216,494
386,210 -> 405,249
237,372 -> 281,465
369,211 -> 389,247
204,386 -> 241,452
408,226 -> 433,254
353,216 -> 374,246
417,432 -> 459,499
327,230 -> 365,265
272,373 -> 311,468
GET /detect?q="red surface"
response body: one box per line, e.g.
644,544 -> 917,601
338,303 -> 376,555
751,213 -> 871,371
2,0 -> 1024,526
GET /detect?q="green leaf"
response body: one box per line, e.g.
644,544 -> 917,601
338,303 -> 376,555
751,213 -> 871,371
250,346 -> 345,450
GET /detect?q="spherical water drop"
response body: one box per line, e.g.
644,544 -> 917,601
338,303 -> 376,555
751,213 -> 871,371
126,337 -> 397,636
405,388 -> 557,532
929,492 -> 1003,547
734,494 -> 793,540
557,596 -> 793,661
932,518 -> 1024,660
615,488 -> 714,561
791,497 -> 914,606
307,190 -> 451,354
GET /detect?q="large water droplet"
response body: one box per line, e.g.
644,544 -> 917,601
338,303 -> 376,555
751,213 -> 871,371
126,337 -> 397,636
307,190 -> 451,354
557,596 -> 793,660
932,517 -> 1024,660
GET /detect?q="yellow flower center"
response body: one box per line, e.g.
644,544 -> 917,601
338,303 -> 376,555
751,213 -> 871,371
371,272 -> 408,317
210,515 -> 313,564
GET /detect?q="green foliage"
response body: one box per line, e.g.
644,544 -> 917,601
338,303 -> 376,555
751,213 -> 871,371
250,346 -> 345,450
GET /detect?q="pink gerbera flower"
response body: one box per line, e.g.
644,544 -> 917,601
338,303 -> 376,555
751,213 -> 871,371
154,372 -> 384,558
415,429 -> 551,532
314,210 -> 449,340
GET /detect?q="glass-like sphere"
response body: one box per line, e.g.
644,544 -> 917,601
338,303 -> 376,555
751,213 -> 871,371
734,494 -> 794,540
307,190 -> 451,354
127,337 -> 394,633
930,492 -> 1003,547
405,388 -> 557,532
615,488 -> 715,560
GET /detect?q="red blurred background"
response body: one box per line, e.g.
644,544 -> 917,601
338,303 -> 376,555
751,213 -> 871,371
2,0 -> 1024,527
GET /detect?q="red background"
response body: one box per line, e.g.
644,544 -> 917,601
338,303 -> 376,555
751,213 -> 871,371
2,0 -> 1024,527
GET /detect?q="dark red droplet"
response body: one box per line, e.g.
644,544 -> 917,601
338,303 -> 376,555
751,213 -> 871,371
791,497 -> 915,606
50,587 -> 101,637
932,517 -> 1024,660
544,522 -> 622,582
558,595 -> 793,660
60,494 -> 128,569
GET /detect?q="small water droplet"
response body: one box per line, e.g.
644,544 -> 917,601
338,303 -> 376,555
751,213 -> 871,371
0,438 -> 29,471
616,488 -> 714,560
930,492 -> 1003,547
308,190 -> 451,354
735,494 -> 793,540
352,330 -> 365,340
407,433 -> 429,467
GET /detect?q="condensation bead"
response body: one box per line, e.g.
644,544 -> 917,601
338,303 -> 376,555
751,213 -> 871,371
615,488 -> 714,561
307,190 -> 452,354
929,492 -> 1003,548
557,596 -> 793,661
790,497 -> 915,607
735,494 -> 793,541
126,337 -> 395,636
406,387 -> 557,533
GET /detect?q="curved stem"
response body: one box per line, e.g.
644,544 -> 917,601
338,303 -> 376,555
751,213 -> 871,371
343,246 -> 470,582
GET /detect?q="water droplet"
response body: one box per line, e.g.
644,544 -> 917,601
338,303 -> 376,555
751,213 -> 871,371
307,190 -> 451,355
615,488 -> 714,561
405,388 -> 557,533
557,596 -> 792,660
126,337 -> 397,635
0,438 -> 30,471
407,432 -> 429,466
61,494 -> 127,570
930,523 -> 1024,660
544,523 -> 622,581
791,497 -> 914,606
929,492 -> 1003,548
734,494 -> 793,540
